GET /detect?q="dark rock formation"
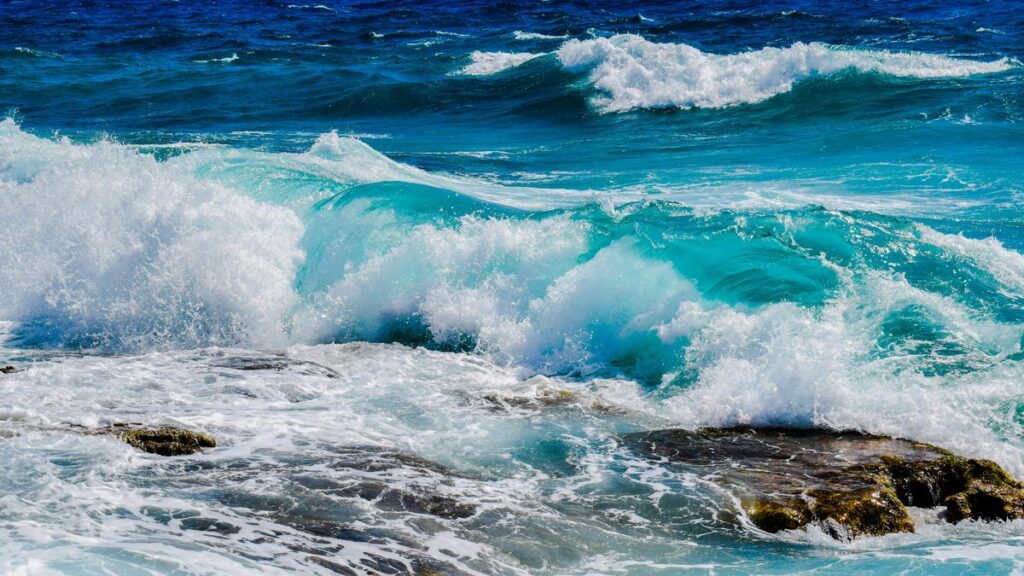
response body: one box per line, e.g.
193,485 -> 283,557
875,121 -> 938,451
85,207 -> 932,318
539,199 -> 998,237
303,479 -> 477,519
102,425 -> 217,456
0,365 -> 16,374
623,427 -> 1024,540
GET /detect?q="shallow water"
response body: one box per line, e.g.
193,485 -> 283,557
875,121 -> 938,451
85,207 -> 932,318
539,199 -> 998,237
2,0 -> 1024,573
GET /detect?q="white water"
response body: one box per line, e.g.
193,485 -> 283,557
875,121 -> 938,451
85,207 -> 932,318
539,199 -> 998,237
457,34 -> 1013,110
0,119 -> 303,351
459,51 -> 545,75
2,343 -> 1024,574
558,35 -> 1013,110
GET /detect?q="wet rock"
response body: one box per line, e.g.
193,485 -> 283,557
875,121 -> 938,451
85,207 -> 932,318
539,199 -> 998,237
885,455 -> 1024,523
370,483 -> 476,519
209,353 -> 340,378
623,427 -> 1024,540
745,498 -> 811,532
808,486 -> 914,539
307,555 -> 359,576
481,387 -> 588,412
103,425 -> 216,456
179,516 -> 241,535
294,477 -> 476,520
0,365 -> 16,374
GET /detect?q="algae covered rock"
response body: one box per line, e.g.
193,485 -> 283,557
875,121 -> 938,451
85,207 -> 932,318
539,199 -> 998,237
809,486 -> 914,539
746,498 -> 811,532
623,427 -> 1024,540
104,425 -> 217,456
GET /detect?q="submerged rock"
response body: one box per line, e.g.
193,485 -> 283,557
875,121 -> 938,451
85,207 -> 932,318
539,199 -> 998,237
290,446 -> 478,520
623,427 -> 1024,540
103,425 -> 217,456
208,352 -> 341,378
299,479 -> 477,519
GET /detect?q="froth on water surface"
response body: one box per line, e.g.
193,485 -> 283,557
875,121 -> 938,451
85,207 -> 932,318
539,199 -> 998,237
0,343 -> 1023,574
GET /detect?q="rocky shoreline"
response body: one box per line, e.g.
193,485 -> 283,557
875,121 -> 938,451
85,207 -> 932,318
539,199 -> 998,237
623,427 -> 1024,540
4,363 -> 1022,544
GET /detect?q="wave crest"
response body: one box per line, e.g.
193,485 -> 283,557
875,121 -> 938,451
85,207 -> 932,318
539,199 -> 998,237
459,51 -> 545,75
0,120 -> 304,350
553,34 -> 1013,110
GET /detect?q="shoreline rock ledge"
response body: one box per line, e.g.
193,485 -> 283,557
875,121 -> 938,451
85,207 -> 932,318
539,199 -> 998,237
97,424 -> 217,456
622,427 -> 1024,540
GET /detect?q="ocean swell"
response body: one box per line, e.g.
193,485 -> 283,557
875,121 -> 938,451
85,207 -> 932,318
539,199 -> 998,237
463,34 -> 1014,111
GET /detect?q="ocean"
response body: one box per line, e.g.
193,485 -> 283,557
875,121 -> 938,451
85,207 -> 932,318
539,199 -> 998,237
2,0 -> 1024,573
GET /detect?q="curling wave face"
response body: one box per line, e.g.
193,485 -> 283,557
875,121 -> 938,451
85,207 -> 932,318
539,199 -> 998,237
3,121 -> 1024,467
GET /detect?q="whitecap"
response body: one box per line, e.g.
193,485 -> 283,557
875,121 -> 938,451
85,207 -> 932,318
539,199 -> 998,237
554,34 -> 1013,111
513,31 -> 569,41
458,51 -> 544,75
193,53 -> 239,64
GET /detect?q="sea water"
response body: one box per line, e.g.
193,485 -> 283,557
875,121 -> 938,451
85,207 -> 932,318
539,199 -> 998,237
1,1 -> 1024,573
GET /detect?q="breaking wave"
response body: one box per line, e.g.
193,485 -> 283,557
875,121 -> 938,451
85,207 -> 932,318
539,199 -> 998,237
2,121 -> 1022,403
461,34 -> 1014,111
459,51 -> 545,75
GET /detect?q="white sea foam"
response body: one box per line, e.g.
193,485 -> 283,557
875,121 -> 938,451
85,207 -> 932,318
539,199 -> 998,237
193,53 -> 239,64
286,3 -> 334,10
554,34 -> 1014,110
13,46 -> 61,59
513,31 -> 569,41
3,122 -> 1023,474
3,341 -> 1022,573
917,225 -> 1024,297
661,271 -> 1024,474
0,120 -> 303,350
307,231 -> 698,374
459,51 -> 544,75
0,346 -> 540,574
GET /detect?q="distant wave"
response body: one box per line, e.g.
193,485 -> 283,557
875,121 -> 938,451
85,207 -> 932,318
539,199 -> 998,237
11,46 -> 62,59
513,31 -> 569,41
460,34 -> 1014,111
286,4 -> 334,10
193,53 -> 239,64
459,51 -> 544,75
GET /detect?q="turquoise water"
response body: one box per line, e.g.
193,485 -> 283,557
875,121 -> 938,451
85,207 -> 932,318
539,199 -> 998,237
2,1 -> 1024,574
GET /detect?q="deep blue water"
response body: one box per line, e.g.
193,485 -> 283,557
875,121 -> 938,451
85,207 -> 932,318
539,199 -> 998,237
2,1 -> 1024,574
